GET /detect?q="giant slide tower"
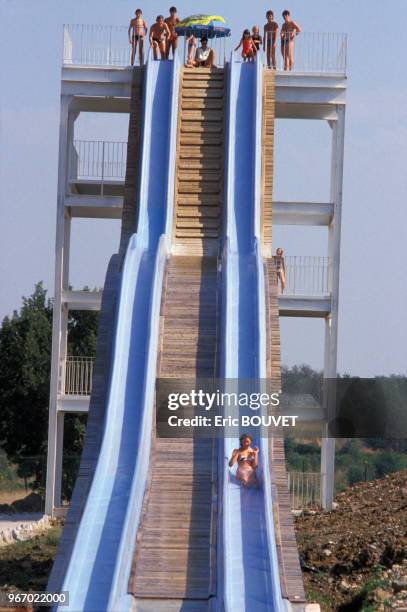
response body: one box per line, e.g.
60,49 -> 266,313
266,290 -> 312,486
46,26 -> 347,612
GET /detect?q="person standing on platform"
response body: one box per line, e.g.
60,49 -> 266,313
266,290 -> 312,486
263,10 -> 279,69
281,10 -> 301,71
165,6 -> 181,59
128,9 -> 147,66
150,15 -> 171,60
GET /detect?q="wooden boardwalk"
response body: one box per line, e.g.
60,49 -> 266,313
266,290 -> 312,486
129,257 -> 219,610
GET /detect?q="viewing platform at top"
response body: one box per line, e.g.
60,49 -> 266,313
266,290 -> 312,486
61,24 -> 347,119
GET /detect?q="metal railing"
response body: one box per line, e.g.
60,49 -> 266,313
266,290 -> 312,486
273,255 -> 332,296
63,357 -> 95,396
69,140 -> 127,183
63,25 -> 346,74
263,31 -> 347,73
288,471 -> 322,510
63,24 -> 134,67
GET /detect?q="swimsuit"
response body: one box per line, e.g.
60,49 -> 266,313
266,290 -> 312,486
242,39 -> 253,55
132,18 -> 145,40
236,452 -> 257,486
281,31 -> 294,48
152,26 -> 168,44
238,453 -> 255,463
252,35 -> 262,50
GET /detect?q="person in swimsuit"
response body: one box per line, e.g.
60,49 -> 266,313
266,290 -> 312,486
229,434 -> 259,486
235,29 -> 256,62
186,37 -> 215,68
274,247 -> 286,294
281,10 -> 301,71
252,26 -> 263,52
165,6 -> 181,59
128,9 -> 148,66
150,15 -> 171,60
263,10 -> 279,69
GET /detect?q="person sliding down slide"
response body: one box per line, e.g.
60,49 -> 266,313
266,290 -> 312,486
229,434 -> 259,486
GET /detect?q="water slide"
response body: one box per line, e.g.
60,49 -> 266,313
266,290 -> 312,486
55,54 -> 290,612
219,56 -> 288,611
57,54 -> 180,612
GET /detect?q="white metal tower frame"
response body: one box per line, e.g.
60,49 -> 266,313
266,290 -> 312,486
45,59 -> 346,516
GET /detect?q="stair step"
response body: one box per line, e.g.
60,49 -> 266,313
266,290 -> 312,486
176,206 -> 220,218
181,99 -> 224,110
178,171 -> 221,182
183,70 -> 224,80
177,194 -> 221,205
183,67 -> 224,75
182,80 -> 224,89
179,147 -> 222,160
175,229 -> 219,238
178,159 -> 221,170
181,122 -> 222,135
176,219 -> 219,229
180,134 -> 222,146
182,89 -> 224,99
181,110 -> 224,122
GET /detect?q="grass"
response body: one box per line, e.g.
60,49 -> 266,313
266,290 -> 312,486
306,589 -> 334,607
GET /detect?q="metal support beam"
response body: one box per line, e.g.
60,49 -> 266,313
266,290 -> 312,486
61,290 -> 103,310
321,105 -> 346,510
45,96 -> 72,516
273,201 -> 333,226
65,194 -> 123,219
279,296 -> 331,317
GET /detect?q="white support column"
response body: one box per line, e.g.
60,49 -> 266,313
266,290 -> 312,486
45,95 -> 73,516
321,105 -> 346,510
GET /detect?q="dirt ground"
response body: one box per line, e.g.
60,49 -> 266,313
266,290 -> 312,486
0,491 -> 30,507
0,524 -> 62,603
295,470 -> 407,611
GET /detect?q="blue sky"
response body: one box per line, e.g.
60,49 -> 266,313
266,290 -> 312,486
1,0 -> 406,376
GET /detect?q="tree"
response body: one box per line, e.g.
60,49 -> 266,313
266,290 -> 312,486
0,283 -> 98,499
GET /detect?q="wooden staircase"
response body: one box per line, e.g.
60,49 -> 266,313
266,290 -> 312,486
261,70 -> 276,255
173,68 -> 225,256
129,257 -> 219,611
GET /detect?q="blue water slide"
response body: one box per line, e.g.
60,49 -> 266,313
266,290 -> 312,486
220,55 -> 288,611
57,53 -> 180,612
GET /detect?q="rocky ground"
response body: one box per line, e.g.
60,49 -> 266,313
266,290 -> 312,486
295,470 -> 407,611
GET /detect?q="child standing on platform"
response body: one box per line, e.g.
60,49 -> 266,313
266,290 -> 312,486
128,9 -> 148,66
263,10 -> 279,69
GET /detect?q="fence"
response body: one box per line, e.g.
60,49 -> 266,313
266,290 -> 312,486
288,471 -> 322,510
263,31 -> 347,74
69,140 -> 127,183
63,357 -> 95,396
273,255 -> 332,296
63,24 -> 134,67
63,25 -> 347,74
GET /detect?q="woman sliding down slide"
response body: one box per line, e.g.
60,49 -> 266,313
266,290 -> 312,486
229,434 -> 259,486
